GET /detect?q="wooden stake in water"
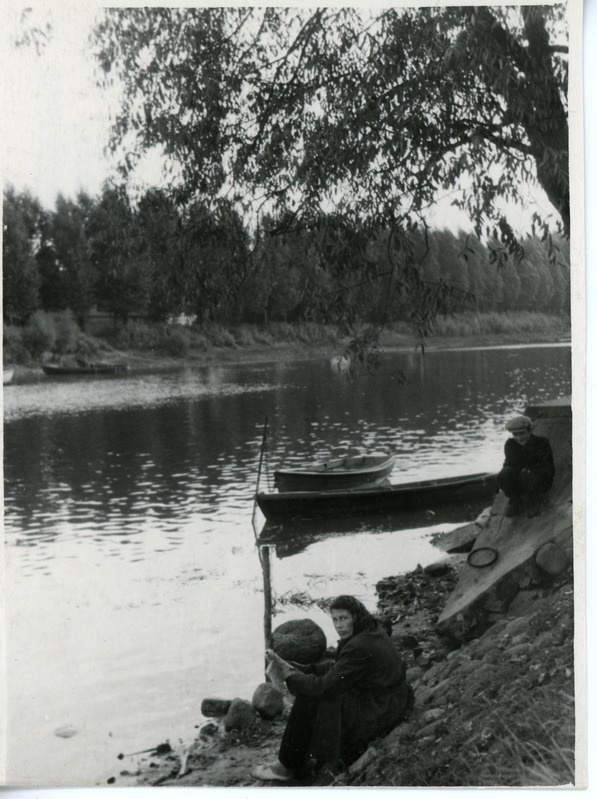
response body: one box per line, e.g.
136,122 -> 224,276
252,416 -> 268,537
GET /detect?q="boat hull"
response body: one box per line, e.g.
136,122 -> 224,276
274,454 -> 396,492
257,472 -> 497,523
42,363 -> 128,376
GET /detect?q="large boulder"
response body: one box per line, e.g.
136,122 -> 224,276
252,683 -> 284,720
272,618 -> 327,664
224,698 -> 257,732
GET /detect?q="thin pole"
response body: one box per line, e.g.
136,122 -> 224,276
252,416 -> 268,537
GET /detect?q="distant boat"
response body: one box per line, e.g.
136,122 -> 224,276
273,453 -> 397,492
257,472 -> 497,523
3,367 -> 14,385
42,361 -> 129,376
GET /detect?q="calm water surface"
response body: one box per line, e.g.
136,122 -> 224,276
3,345 -> 571,785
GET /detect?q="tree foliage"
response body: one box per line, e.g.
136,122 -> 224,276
2,187 -> 42,322
2,184 -> 571,330
91,4 -> 569,346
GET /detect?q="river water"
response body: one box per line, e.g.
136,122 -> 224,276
3,344 -> 571,786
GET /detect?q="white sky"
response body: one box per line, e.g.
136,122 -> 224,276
1,6 -> 116,206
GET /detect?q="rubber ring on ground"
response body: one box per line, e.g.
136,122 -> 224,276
467,546 -> 498,568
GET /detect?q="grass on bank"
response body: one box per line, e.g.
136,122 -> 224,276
387,310 -> 570,338
448,686 -> 575,787
3,310 -> 570,366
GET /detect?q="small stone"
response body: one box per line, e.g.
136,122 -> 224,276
418,735 -> 436,746
224,698 -> 257,732
506,642 -> 532,660
397,634 -> 420,649
405,666 -> 425,684
54,724 -> 78,739
417,719 -> 446,738
420,707 -> 444,723
201,698 -> 232,718
509,632 -> 527,647
199,722 -> 219,738
252,683 -> 284,720
535,542 -> 568,576
448,659 -> 478,680
503,616 -> 530,637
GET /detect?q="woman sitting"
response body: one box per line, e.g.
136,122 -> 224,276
252,595 -> 414,785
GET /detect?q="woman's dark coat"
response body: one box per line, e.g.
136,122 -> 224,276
282,622 -> 411,769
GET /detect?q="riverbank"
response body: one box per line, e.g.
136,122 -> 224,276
6,325 -> 571,385
107,549 -> 574,788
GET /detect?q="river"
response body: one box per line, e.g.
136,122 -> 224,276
2,344 -> 571,786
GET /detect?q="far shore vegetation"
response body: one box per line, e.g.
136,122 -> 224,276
4,183 -> 570,370
4,309 -> 570,370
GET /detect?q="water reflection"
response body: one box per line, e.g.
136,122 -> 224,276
258,499 -> 488,559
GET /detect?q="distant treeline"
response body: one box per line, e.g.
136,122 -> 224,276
3,185 -> 570,329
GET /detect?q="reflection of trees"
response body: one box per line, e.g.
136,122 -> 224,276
4,349 -> 570,541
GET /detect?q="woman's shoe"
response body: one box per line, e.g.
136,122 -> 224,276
251,763 -> 293,782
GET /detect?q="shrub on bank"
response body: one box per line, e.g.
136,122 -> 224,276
233,325 -> 257,346
3,323 -> 32,365
162,326 -> 192,356
203,324 -> 238,348
21,311 -> 54,356
112,321 -> 161,350
4,311 -> 105,364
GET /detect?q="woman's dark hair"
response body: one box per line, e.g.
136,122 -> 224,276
330,595 -> 377,635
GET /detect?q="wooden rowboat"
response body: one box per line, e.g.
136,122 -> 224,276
274,453 -> 396,492
42,361 -> 128,376
257,471 -> 497,523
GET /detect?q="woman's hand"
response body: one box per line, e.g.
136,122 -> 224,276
265,649 -> 295,680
